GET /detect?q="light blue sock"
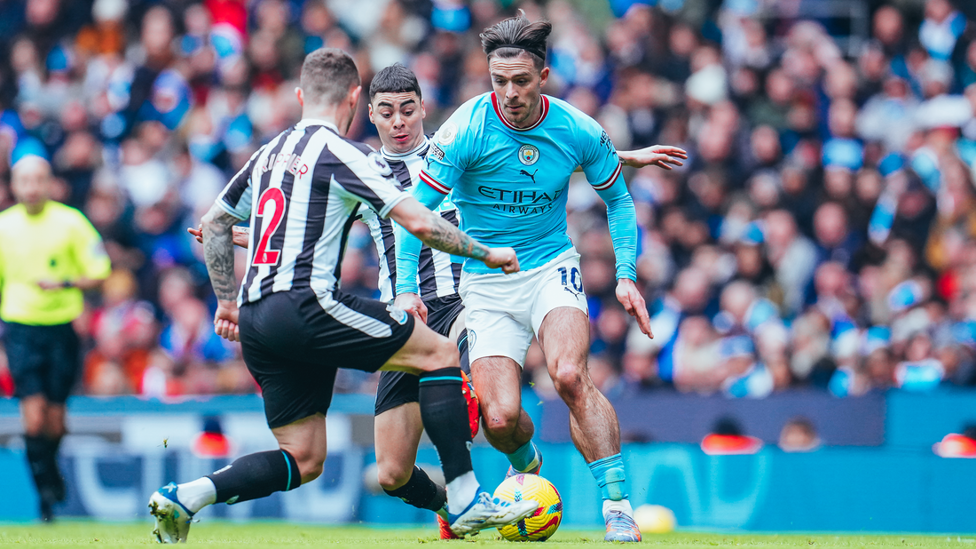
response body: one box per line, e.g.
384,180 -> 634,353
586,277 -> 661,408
588,453 -> 627,501
505,440 -> 540,473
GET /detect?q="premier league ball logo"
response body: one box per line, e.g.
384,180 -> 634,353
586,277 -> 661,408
518,144 -> 540,166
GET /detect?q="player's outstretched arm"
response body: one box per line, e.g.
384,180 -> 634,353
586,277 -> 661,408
201,203 -> 242,342
389,196 -> 519,273
618,145 -> 687,170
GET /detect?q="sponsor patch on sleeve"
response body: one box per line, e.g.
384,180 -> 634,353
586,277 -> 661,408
428,143 -> 446,162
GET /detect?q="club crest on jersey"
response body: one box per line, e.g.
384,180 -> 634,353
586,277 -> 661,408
467,329 -> 477,350
368,152 -> 393,177
436,122 -> 458,145
387,304 -> 409,325
518,145 -> 540,166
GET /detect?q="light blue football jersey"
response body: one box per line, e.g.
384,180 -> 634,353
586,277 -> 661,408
419,92 -> 626,274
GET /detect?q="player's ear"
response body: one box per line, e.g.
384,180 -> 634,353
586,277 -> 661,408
367,102 -> 375,123
349,85 -> 363,111
420,99 -> 426,119
295,87 -> 304,108
539,67 -> 550,88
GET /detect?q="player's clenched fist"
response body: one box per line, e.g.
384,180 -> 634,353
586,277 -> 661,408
484,247 -> 519,273
213,301 -> 240,342
394,292 -> 428,323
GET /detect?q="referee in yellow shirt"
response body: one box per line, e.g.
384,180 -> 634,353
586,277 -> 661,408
0,156 -> 111,521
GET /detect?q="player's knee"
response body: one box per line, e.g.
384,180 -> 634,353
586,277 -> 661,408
297,454 -> 325,483
23,415 -> 45,437
283,443 -> 327,483
376,461 -> 413,491
481,404 -> 520,437
20,398 -> 46,436
550,361 -> 585,402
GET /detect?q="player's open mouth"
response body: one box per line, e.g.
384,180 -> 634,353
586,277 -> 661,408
393,134 -> 410,142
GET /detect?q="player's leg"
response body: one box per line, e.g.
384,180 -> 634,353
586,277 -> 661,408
470,356 -> 541,472
149,293 -> 332,543
373,299 -> 472,539
9,323 -> 70,522
38,323 -> 81,517
149,414 -> 316,543
460,274 -> 542,476
20,394 -> 61,521
374,397 -> 446,514
381,319 -> 539,536
538,307 -> 620,460
536,306 -> 639,542
437,302 -> 480,446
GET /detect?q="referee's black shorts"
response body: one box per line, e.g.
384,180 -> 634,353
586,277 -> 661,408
374,294 -> 466,416
239,288 -> 415,429
5,322 -> 81,404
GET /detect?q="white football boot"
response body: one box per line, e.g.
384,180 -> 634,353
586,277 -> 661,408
149,482 -> 195,543
449,490 -> 539,536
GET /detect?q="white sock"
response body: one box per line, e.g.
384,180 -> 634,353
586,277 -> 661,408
177,477 -> 217,514
603,498 -> 634,519
446,471 -> 480,515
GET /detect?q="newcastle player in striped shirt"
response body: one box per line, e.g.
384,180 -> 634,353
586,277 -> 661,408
148,48 -> 540,543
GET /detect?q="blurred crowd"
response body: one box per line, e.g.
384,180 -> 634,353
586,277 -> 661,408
0,0 -> 975,400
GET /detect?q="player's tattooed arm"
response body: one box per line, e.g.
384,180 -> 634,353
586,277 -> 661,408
390,197 -> 519,273
201,204 -> 241,302
422,213 -> 519,272
424,212 -> 489,259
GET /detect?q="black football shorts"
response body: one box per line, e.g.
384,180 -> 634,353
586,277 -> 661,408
374,295 -> 466,416
239,288 -> 415,429
5,322 -> 80,404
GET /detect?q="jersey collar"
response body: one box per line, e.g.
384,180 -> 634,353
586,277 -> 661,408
381,136 -> 430,160
490,92 -> 549,132
296,118 -> 340,133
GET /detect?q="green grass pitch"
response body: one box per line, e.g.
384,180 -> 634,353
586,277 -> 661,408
0,523 -> 973,548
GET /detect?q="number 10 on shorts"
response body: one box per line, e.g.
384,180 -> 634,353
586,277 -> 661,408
558,266 -> 583,293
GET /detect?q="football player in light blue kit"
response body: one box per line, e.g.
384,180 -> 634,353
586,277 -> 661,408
395,14 -> 684,542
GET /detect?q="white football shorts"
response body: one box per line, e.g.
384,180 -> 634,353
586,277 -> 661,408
459,247 -> 588,367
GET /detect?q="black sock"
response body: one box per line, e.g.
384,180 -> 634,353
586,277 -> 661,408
206,450 -> 301,504
418,367 -> 473,485
383,466 -> 447,512
45,436 -> 65,501
25,435 -> 50,495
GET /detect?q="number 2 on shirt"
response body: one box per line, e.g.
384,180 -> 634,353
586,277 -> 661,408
252,187 -> 286,266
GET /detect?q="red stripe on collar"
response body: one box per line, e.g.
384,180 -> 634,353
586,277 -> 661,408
491,93 -> 549,132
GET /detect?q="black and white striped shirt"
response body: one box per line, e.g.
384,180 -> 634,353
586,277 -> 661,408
215,119 -> 408,308
358,136 -> 462,303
